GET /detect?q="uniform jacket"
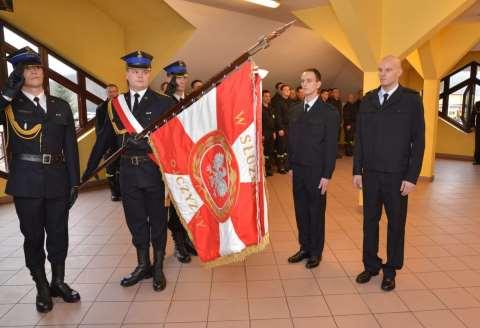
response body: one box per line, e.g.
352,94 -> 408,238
288,99 -> 340,179
353,85 -> 425,183
84,88 -> 175,185
0,92 -> 79,198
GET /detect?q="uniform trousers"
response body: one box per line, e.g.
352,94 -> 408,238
292,164 -> 326,257
13,196 -> 69,270
362,170 -> 408,278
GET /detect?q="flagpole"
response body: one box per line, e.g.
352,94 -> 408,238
78,20 -> 295,188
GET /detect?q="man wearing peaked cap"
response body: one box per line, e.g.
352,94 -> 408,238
0,47 -> 81,313
82,50 -> 176,292
163,60 -> 198,263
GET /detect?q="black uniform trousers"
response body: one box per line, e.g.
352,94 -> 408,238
292,164 -> 326,257
263,132 -> 275,159
120,160 -> 167,251
13,196 -> 69,271
362,170 -> 408,278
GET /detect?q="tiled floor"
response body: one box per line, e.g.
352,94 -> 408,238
0,158 -> 480,327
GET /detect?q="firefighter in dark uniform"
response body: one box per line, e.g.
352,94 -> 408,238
472,101 -> 480,165
262,89 -> 276,176
272,84 -> 290,173
82,51 -> 174,292
353,56 -> 425,291
163,60 -> 197,263
95,84 -> 121,201
0,47 -> 80,313
342,93 -> 358,156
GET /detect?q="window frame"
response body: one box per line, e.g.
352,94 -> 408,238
0,19 -> 106,133
439,61 -> 480,132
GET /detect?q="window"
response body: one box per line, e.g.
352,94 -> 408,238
438,61 -> 480,131
0,20 -> 107,172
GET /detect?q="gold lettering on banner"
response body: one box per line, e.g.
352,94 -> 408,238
175,176 -> 200,211
240,133 -> 257,181
234,111 -> 246,125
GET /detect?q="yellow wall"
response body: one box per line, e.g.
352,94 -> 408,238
400,60 -> 423,92
436,118 -> 474,157
0,0 -> 126,86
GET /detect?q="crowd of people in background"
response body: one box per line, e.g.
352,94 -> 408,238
262,82 -> 363,176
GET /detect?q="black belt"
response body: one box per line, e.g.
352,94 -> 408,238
121,155 -> 151,166
16,153 -> 64,165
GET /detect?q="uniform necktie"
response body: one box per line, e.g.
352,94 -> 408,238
133,93 -> 140,112
33,96 -> 44,113
381,93 -> 389,107
304,103 -> 310,113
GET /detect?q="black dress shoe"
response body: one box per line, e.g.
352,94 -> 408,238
31,268 -> 53,313
288,250 -> 309,263
381,277 -> 395,291
305,256 -> 321,269
121,248 -> 152,287
355,270 -> 379,284
111,195 -> 121,201
152,249 -> 167,291
51,281 -> 81,302
50,264 -> 81,303
473,162 -> 480,165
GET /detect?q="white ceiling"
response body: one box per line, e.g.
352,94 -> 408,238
156,0 -> 362,96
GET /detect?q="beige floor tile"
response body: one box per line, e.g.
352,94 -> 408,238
375,312 -> 423,328
166,300 -> 209,323
311,261 -> 346,278
433,287 -> 480,308
246,265 -> 280,281
177,268 -> 212,283
208,299 -> 249,321
286,295 -> 330,317
81,301 -> 130,324
317,277 -> 357,295
360,292 -> 408,313
210,281 -> 247,299
396,290 -> 445,311
249,318 -> 293,328
334,314 -> 380,328
281,278 -> 322,296
413,309 -> 466,328
246,252 -> 276,266
123,301 -> 170,324
75,268 -> 115,284
248,297 -> 290,319
212,266 -> 246,282
292,316 -> 337,328
277,265 -> 314,279
247,280 -> 284,298
431,256 -> 470,271
453,308 -> 480,328
207,320 -> 249,328
0,303 -> 43,326
96,282 -> 139,301
324,294 -> 370,315
416,271 -> 460,289
164,323 -> 206,328
173,282 -> 211,300
446,270 -> 480,287
134,281 -> 174,301
38,302 -> 92,325
0,285 -> 33,304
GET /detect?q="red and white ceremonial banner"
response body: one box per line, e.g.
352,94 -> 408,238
149,60 -> 269,267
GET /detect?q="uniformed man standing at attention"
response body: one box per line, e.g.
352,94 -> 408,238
95,83 -> 121,201
353,55 -> 425,291
163,60 -> 197,263
0,47 -> 80,313
262,89 -> 276,176
82,51 -> 175,292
